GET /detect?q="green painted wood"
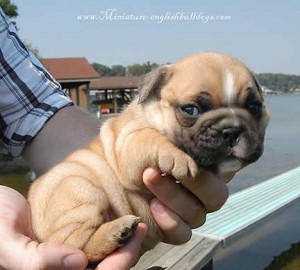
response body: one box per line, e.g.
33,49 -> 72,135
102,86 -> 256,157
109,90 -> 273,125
195,166 -> 300,243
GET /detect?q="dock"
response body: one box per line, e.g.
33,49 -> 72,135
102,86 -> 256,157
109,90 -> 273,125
133,166 -> 300,269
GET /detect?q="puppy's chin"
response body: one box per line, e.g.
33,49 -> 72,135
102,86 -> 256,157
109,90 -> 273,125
218,159 -> 243,174
215,137 -> 263,174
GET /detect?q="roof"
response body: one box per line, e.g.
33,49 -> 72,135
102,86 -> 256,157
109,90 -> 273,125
41,57 -> 100,82
89,76 -> 141,90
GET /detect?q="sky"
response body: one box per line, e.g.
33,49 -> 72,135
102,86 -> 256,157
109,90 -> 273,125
12,0 -> 300,74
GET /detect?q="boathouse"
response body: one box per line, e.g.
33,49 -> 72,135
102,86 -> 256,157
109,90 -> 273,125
89,76 -> 141,113
41,57 -> 100,110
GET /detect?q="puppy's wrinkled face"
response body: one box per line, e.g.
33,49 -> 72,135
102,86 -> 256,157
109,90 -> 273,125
139,52 -> 270,174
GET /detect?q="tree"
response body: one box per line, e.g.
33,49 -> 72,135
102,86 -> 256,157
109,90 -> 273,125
111,65 -> 126,76
127,64 -> 143,76
127,62 -> 159,76
0,0 -> 18,25
92,63 -> 112,76
0,2 -> 42,60
92,62 -> 161,77
256,73 -> 300,93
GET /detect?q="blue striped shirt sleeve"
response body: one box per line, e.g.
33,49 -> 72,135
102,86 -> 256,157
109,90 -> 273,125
0,8 -> 73,157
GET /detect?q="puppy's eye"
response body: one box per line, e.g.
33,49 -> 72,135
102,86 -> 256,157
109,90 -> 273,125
179,104 -> 201,117
247,101 -> 262,115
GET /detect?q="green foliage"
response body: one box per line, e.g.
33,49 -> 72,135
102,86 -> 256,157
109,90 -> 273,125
91,61 -> 300,93
0,0 -> 18,28
92,63 -> 113,76
92,61 -> 159,77
111,65 -> 126,76
92,64 -> 127,76
256,73 -> 300,93
127,62 -> 159,76
0,0 -> 18,18
0,0 -> 40,58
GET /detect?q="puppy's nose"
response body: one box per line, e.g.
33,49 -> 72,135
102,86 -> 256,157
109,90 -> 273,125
222,127 -> 243,147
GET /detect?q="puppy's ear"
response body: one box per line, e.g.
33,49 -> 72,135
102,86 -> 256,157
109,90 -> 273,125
251,73 -> 264,99
138,65 -> 172,104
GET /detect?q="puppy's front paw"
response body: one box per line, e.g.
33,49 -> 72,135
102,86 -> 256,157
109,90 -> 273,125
158,148 -> 198,181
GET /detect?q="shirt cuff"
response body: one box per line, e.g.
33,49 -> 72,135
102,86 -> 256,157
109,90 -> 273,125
1,96 -> 73,157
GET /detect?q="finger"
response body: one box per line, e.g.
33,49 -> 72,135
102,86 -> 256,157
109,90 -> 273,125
95,223 -> 147,270
0,235 -> 87,270
0,186 -> 33,237
35,244 -> 88,270
221,171 -> 236,183
150,198 -> 192,245
0,186 -> 88,270
182,170 -> 229,213
143,168 -> 206,229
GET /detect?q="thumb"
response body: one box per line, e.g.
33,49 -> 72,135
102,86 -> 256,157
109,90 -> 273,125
2,238 -> 88,270
31,243 -> 88,270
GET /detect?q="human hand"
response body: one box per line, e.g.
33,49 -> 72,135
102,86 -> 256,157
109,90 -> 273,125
0,186 -> 147,270
143,168 -> 233,245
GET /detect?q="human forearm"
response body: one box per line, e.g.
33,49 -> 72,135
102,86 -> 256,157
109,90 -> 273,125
22,106 -> 101,176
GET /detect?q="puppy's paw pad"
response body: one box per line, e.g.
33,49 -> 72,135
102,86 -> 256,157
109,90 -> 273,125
112,215 -> 141,245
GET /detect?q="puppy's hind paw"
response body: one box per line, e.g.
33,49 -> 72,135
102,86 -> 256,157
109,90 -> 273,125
111,215 -> 141,246
83,215 -> 142,262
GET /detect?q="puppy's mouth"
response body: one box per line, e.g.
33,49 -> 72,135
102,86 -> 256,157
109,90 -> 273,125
179,126 -> 263,174
202,139 -> 262,174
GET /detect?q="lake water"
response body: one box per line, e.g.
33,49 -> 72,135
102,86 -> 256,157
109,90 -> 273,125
214,94 -> 300,270
0,94 -> 300,269
228,94 -> 300,193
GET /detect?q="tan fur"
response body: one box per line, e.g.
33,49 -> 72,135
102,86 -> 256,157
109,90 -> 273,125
28,52 -> 269,262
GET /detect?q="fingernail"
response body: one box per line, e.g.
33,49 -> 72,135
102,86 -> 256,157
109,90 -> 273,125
62,254 -> 86,270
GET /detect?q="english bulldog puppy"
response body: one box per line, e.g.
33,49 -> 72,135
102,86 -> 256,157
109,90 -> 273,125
28,52 -> 270,263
